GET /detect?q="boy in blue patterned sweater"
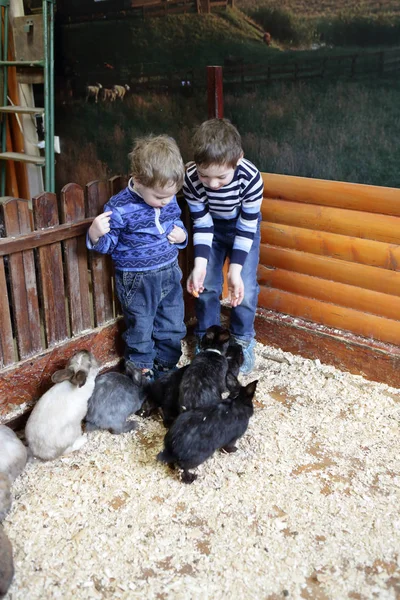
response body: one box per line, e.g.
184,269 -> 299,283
87,135 -> 187,380
183,119 -> 264,374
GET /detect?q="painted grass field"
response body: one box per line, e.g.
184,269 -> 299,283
56,75 -> 400,191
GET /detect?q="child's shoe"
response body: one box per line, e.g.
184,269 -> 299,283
232,338 -> 256,375
141,368 -> 154,383
125,359 -> 154,383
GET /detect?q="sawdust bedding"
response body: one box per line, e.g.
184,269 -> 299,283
2,336 -> 400,600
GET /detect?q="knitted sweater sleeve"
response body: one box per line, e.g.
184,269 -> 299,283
86,201 -> 125,254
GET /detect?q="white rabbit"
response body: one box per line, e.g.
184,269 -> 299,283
25,350 -> 99,460
0,425 -> 28,483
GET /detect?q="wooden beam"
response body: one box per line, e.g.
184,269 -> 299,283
258,286 -> 400,347
262,172 -> 400,216
258,265 -> 400,321
260,222 -> 400,270
262,199 -> 400,245
259,244 -> 400,296
0,217 -> 93,256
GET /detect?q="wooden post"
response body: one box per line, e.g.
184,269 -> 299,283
207,65 -> 224,119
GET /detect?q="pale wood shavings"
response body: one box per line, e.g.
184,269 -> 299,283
2,338 -> 400,599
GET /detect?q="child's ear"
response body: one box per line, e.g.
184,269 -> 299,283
236,152 -> 244,166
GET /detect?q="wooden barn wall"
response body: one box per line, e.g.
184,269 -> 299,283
256,172 -> 400,386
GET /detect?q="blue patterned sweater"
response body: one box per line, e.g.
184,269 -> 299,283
86,180 -> 188,271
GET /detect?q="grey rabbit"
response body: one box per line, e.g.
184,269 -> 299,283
0,474 -> 11,523
0,524 -> 14,597
0,426 -> 27,521
0,425 -> 28,483
85,363 -> 147,434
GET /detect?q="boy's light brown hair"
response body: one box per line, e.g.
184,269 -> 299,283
129,134 -> 185,189
192,118 -> 243,168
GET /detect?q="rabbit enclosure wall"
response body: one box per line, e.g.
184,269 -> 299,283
1,171 -> 400,422
254,172 -> 400,388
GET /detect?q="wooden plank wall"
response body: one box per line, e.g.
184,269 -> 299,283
0,176 -> 126,418
257,173 -> 400,383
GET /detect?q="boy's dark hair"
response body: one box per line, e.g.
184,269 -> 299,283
129,134 -> 185,189
192,118 -> 243,168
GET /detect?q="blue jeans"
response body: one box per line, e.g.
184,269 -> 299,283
195,218 -> 261,343
115,260 -> 186,369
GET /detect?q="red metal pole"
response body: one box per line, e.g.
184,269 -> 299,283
207,66 -> 224,119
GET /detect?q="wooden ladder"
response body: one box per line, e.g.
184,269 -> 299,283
0,0 -> 55,194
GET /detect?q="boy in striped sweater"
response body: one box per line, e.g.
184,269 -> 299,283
183,118 -> 264,374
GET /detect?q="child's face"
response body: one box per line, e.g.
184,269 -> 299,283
197,163 -> 237,190
134,181 -> 178,208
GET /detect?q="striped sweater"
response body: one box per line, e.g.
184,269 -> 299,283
183,158 -> 264,266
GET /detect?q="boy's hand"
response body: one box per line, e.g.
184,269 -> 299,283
187,258 -> 207,296
168,225 -> 186,244
227,264 -> 244,307
88,211 -> 113,244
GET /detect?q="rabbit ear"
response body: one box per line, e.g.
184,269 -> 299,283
245,380 -> 258,398
126,367 -> 143,385
218,329 -> 231,344
51,367 -> 74,384
126,365 -> 142,386
204,329 -> 215,342
70,370 -> 88,388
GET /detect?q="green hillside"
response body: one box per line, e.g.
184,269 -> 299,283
59,8 -> 274,87
237,0 -> 400,18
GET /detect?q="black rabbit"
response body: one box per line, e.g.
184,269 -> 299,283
226,341 -> 244,379
85,363 -> 147,434
141,365 -> 188,428
157,373 -> 258,483
179,325 -> 231,412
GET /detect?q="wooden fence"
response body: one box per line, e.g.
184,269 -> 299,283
255,173 -> 400,387
123,47 -> 400,94
0,175 -> 193,420
57,0 -> 233,23
223,47 -> 400,87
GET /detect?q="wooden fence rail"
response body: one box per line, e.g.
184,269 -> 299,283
124,48 -> 400,94
57,0 -> 232,23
